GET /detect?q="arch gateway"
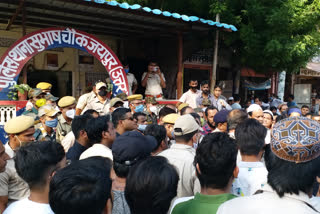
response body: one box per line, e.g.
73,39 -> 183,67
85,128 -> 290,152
0,27 -> 129,99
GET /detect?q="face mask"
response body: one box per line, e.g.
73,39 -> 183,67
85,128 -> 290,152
190,86 -> 197,90
98,90 -> 107,97
123,101 -> 129,108
138,124 -> 147,132
36,98 -> 46,108
15,135 -> 29,148
124,68 -> 129,73
171,131 -> 175,140
150,106 -> 158,115
202,107 -> 207,112
45,118 -> 58,128
135,104 -> 144,113
66,109 -> 75,119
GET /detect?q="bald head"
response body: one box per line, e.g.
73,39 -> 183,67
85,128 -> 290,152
227,109 -> 248,130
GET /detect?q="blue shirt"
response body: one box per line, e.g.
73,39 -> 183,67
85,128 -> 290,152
231,103 -> 242,110
66,141 -> 87,161
287,101 -> 297,107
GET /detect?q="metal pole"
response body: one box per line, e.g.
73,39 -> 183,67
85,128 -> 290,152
210,13 -> 220,93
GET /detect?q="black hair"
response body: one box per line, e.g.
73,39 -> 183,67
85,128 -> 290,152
72,115 -> 92,140
82,109 -> 98,116
227,109 -> 248,130
194,132 -> 237,189
189,79 -> 198,83
189,112 -> 201,125
200,80 -> 209,86
122,59 -> 129,66
276,114 -> 287,123
15,141 -> 65,189
159,107 -> 176,119
49,157 -> 112,214
301,105 -> 310,109
113,161 -> 130,178
148,60 -> 158,66
86,115 -> 110,144
235,119 -> 267,155
214,85 -> 222,90
264,145 -> 320,197
270,106 -> 277,112
112,108 -> 131,128
174,130 -> 197,142
205,105 -> 218,117
306,113 -> 312,117
133,112 -> 146,121
233,94 -> 241,102
125,156 -> 179,214
144,125 -> 167,152
288,94 -> 294,100
180,106 -> 193,115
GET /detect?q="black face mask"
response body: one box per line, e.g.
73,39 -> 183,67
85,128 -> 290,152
98,90 -> 107,97
190,86 -> 198,90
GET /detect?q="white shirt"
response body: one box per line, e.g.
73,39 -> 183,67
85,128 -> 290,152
217,184 -> 318,214
179,90 -> 201,109
79,144 -> 113,160
142,72 -> 166,96
169,196 -> 194,214
127,73 -> 137,95
60,131 -> 75,153
4,198 -> 54,214
265,129 -> 271,144
158,144 -> 200,198
310,197 -> 320,212
232,161 -> 268,196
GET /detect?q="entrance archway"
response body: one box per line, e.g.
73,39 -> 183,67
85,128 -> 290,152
0,27 -> 129,99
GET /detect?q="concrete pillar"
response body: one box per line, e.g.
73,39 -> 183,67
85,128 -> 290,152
277,71 -> 286,101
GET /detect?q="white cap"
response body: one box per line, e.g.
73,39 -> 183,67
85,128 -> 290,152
96,82 -> 107,90
247,104 -> 262,113
174,114 -> 202,136
263,110 -> 274,119
228,97 -> 234,101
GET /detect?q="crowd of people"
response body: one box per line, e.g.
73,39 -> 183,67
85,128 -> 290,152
1,73 -> 320,214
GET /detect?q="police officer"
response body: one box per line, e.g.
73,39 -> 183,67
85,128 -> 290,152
145,96 -> 158,124
36,82 -> 52,94
57,96 -> 76,143
23,88 -> 45,120
0,116 -> 35,211
34,104 -> 60,142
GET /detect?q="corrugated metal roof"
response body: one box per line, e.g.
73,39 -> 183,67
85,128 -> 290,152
85,0 -> 238,32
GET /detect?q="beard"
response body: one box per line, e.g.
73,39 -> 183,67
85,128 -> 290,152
203,90 -> 209,94
207,121 -> 215,129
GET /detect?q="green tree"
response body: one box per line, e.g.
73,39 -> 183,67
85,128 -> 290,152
116,0 -> 320,73
211,0 -> 320,73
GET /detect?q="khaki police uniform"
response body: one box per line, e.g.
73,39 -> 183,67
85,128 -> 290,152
57,96 -> 76,143
0,116 -> 35,204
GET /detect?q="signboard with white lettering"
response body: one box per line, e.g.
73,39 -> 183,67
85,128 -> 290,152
0,27 -> 129,99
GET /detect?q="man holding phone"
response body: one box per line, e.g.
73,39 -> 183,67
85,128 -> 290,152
141,61 -> 166,99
